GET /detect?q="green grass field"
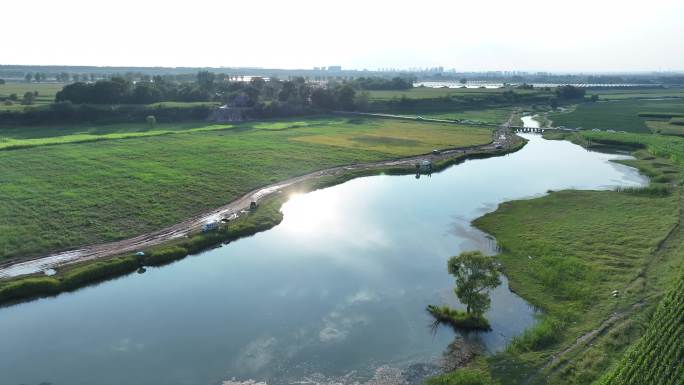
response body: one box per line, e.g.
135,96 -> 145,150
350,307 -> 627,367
0,82 -> 63,111
474,186 -> 680,385
428,131 -> 684,385
549,99 -> 684,133
0,117 -> 491,260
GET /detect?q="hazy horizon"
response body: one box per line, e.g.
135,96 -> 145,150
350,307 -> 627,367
4,0 -> 684,72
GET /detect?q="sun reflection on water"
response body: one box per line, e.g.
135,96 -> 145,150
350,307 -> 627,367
280,191 -> 343,235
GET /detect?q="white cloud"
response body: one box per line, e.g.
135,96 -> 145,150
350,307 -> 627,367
233,336 -> 278,372
318,288 -> 378,342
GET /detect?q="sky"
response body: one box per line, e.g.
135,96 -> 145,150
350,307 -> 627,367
3,0 -> 684,72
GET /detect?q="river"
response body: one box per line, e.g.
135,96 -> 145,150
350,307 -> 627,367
0,130 -> 647,385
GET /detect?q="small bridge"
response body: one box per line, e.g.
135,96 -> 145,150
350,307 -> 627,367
508,126 -> 580,134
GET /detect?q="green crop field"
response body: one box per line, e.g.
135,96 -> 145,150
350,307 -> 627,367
597,274 -> 684,385
549,99 -> 684,133
0,117 -> 491,260
588,87 -> 684,100
0,82 -> 63,111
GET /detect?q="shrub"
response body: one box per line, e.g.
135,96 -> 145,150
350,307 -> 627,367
0,277 -> 60,303
614,185 -> 670,197
144,246 -> 188,266
509,316 -> 564,352
61,255 -> 140,290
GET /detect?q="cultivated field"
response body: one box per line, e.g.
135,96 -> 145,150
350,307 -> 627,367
0,117 -> 492,259
588,87 -> 684,100
0,82 -> 63,111
597,274 -> 684,385
549,99 -> 684,133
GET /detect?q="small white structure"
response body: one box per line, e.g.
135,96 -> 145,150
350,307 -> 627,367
202,221 -> 219,232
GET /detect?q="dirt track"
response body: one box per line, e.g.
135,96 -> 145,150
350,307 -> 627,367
0,127 -> 516,279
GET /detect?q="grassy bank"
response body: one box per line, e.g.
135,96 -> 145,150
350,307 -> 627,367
0,195 -> 285,305
428,132 -> 684,385
0,116 -> 493,261
477,187 -> 678,384
427,305 -> 491,331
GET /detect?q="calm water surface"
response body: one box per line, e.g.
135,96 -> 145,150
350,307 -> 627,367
0,134 -> 647,385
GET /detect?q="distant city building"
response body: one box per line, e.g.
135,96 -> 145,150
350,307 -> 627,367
327,66 -> 342,71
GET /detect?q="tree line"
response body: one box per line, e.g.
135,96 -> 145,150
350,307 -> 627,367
55,71 -> 376,112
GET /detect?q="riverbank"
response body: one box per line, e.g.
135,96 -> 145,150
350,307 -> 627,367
0,116 -> 494,262
431,132 -> 684,385
0,132 -> 525,306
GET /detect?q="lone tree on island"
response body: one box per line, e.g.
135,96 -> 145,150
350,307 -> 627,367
447,251 -> 501,315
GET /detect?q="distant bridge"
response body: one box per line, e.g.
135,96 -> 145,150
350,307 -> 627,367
509,126 -> 578,133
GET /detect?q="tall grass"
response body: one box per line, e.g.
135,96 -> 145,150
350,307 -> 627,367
509,316 -> 565,352
614,185 -> 670,196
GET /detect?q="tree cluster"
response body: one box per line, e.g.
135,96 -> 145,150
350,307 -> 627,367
55,71 -> 368,112
350,76 -> 414,90
554,85 -> 586,99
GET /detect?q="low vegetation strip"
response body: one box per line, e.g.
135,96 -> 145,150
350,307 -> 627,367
0,197 -> 284,304
0,122 -> 235,150
637,112 -> 684,118
671,117 -> 684,126
596,274 -> 684,385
